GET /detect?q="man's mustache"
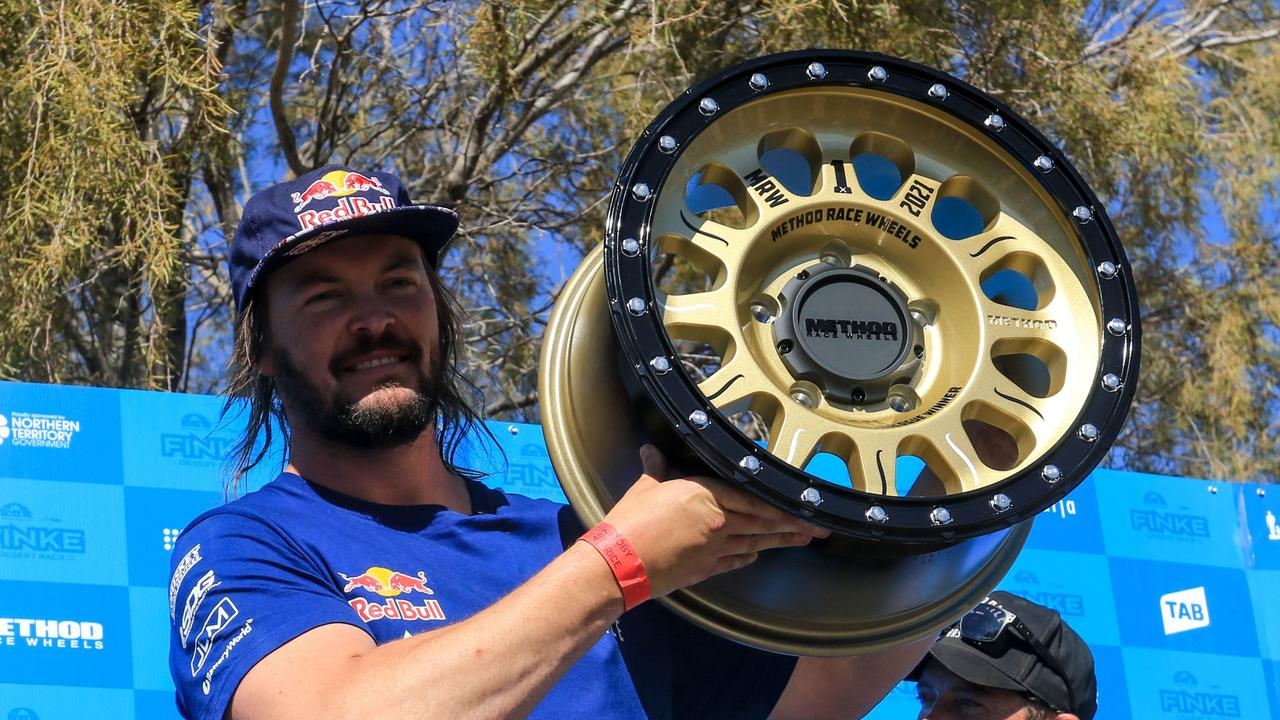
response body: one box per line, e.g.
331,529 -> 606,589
330,332 -> 423,373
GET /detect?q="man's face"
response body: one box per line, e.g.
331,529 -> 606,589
261,233 -> 443,449
916,659 -> 1049,720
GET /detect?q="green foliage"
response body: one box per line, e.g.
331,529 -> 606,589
0,0 -> 1275,482
0,0 -> 230,388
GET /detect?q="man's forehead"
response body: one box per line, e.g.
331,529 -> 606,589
271,234 -> 427,286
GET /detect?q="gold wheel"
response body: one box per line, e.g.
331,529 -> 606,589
542,50 -> 1140,654
605,51 -> 1139,541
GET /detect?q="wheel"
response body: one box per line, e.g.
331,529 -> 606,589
541,50 -> 1139,654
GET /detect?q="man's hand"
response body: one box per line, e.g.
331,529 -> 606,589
601,444 -> 830,599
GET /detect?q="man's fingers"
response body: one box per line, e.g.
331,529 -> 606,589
724,531 -> 817,556
700,478 -> 802,520
714,552 -> 760,575
638,443 -> 668,483
721,511 -> 826,538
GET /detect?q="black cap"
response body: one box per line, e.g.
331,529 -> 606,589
912,591 -> 1098,719
228,164 -> 458,313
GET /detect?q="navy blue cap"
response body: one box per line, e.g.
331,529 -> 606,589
228,164 -> 458,312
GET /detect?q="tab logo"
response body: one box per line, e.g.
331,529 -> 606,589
1160,586 -> 1210,635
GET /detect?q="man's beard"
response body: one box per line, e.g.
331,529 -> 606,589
272,333 -> 442,451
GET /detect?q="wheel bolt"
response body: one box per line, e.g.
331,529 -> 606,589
1101,373 -> 1122,392
739,455 -> 762,474
1073,205 -> 1093,223
807,62 -> 827,79
990,493 -> 1012,512
1078,423 -> 1099,442
1041,464 -> 1061,483
749,72 -> 769,90
930,507 -> 953,525
867,65 -> 887,82
984,114 -> 1005,131
800,487 -> 823,506
1097,260 -> 1118,279
649,356 -> 670,374
698,97 -> 719,115
928,83 -> 948,100
1106,318 -> 1128,336
620,238 -> 641,256
626,297 -> 646,315
631,183 -> 652,201
688,410 -> 709,429
1034,155 -> 1055,172
658,135 -> 677,153
866,506 -> 888,523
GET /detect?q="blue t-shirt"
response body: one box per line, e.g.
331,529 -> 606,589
168,473 -> 796,719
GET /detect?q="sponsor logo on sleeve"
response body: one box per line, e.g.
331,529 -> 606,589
180,570 -> 221,648
1161,586 -> 1210,635
201,617 -> 253,696
191,597 -> 238,676
169,543 -> 202,621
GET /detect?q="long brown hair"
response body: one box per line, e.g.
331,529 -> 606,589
220,261 -> 493,497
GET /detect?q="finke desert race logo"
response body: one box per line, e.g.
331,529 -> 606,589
0,412 -> 81,450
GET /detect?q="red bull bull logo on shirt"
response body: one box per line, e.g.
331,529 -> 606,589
339,566 -> 446,624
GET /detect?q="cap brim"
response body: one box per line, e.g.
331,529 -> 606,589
247,204 -> 459,295
924,640 -> 1030,694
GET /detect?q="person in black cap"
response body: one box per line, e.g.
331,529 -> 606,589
166,165 -> 931,720
911,591 -> 1098,720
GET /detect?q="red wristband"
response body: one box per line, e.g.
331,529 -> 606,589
578,522 -> 651,611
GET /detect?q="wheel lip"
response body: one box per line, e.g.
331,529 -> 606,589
603,49 -> 1141,543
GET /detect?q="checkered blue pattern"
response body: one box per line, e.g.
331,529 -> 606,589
0,380 -> 1275,719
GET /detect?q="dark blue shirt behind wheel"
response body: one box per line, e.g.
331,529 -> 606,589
167,473 -> 796,719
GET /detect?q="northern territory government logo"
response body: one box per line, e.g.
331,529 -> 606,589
339,566 -> 445,624
0,412 -> 82,450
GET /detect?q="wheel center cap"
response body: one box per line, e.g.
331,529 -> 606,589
775,264 -> 915,404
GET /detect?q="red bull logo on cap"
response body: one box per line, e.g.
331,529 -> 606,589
291,170 -> 389,212
339,566 -> 446,624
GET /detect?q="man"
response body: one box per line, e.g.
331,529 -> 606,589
911,591 -> 1097,720
167,165 -> 930,719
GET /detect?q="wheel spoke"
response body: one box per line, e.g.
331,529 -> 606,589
768,407 -> 822,468
932,416 -> 985,493
649,213 -> 752,273
852,438 -> 900,496
971,381 -> 1047,440
660,288 -> 737,341
697,355 -> 766,410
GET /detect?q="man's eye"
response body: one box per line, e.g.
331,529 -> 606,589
304,290 -> 339,305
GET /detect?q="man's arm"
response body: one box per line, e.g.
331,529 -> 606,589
768,636 -> 936,720
229,445 -> 827,720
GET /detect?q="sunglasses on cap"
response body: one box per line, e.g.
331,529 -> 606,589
954,599 -> 1075,712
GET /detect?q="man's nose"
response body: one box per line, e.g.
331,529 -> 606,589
348,295 -> 395,336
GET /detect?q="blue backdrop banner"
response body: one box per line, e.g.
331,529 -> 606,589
1,381 -> 1276,719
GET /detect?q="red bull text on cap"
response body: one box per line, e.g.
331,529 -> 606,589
229,164 -> 458,313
